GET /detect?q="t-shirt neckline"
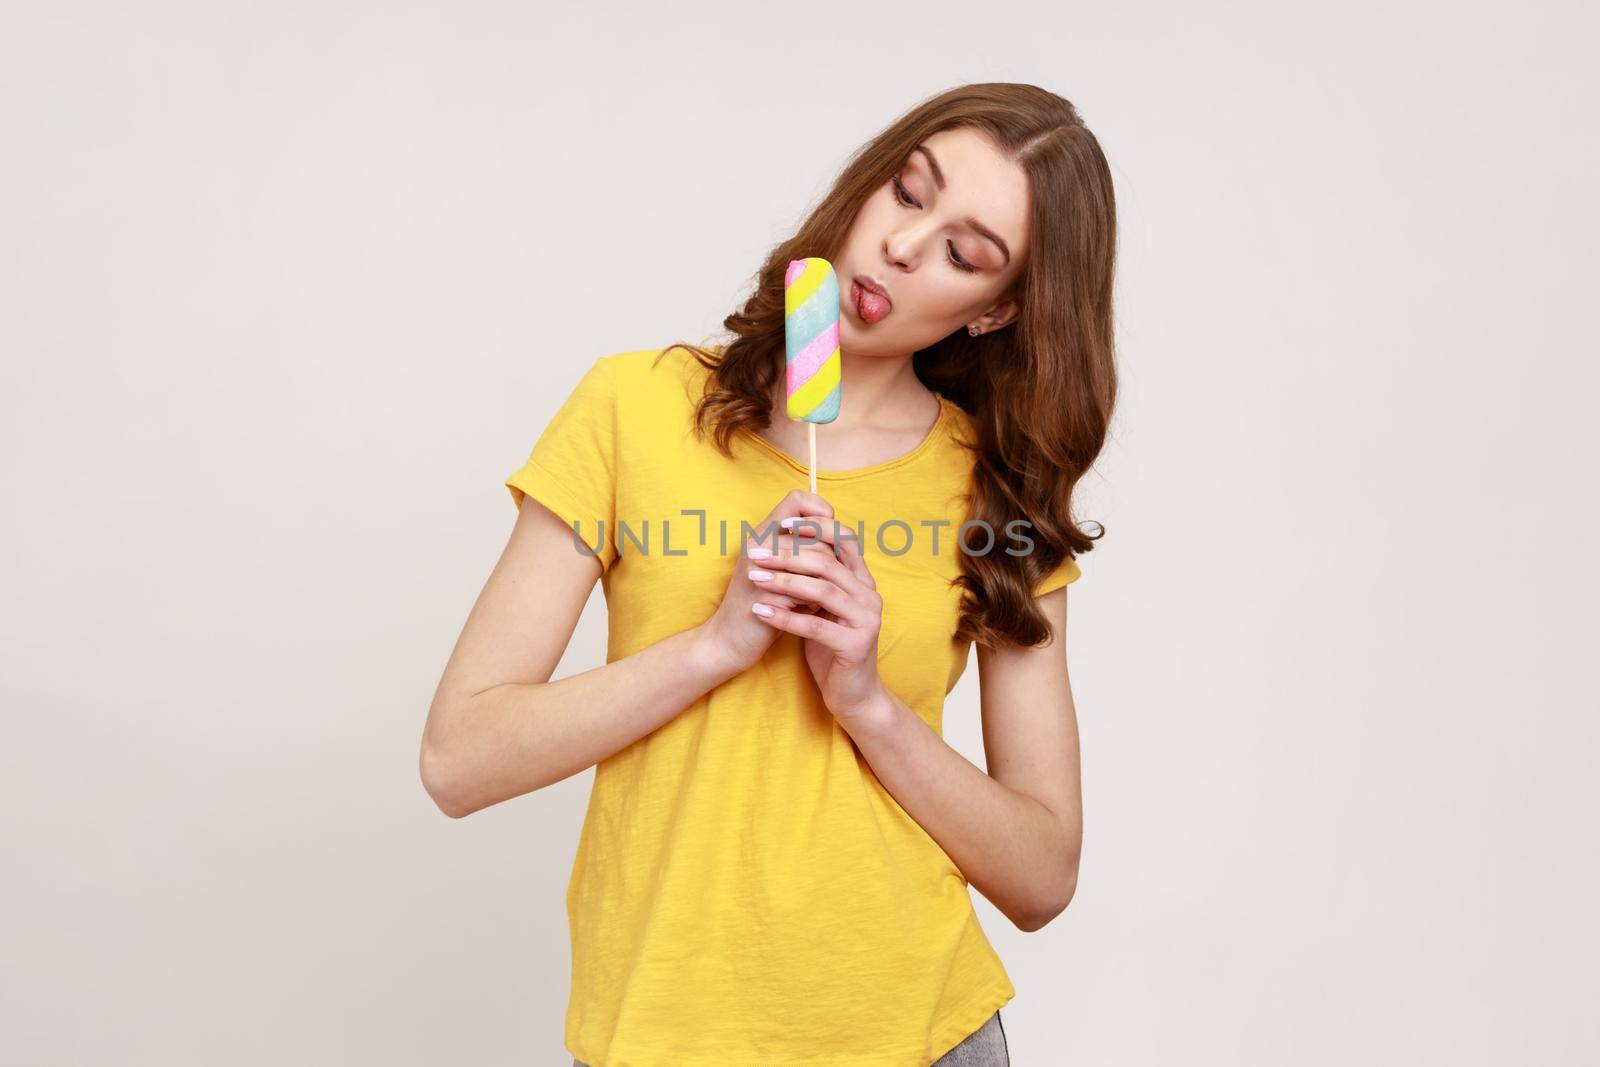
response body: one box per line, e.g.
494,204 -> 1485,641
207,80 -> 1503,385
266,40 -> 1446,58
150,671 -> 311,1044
739,394 -> 955,482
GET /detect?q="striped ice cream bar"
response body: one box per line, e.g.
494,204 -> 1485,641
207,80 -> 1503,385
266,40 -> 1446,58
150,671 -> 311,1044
784,258 -> 842,424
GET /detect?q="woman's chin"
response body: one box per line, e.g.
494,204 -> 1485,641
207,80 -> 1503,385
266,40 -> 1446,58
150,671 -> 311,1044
840,318 -> 875,353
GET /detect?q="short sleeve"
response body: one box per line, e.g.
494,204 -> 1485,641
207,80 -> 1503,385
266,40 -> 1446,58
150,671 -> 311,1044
1033,555 -> 1082,598
504,356 -> 619,573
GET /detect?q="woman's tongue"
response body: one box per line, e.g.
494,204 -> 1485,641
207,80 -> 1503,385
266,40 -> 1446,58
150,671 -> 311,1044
854,282 -> 891,324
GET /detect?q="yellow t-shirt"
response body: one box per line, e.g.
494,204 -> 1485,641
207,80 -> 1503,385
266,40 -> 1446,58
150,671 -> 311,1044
505,346 -> 1080,1066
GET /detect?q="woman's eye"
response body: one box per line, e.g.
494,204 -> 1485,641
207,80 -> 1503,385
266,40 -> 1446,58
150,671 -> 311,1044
892,173 -> 976,273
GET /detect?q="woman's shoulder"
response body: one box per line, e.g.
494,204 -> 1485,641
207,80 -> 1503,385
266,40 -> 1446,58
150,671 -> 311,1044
592,344 -> 708,397
935,395 -> 981,455
581,345 -> 713,440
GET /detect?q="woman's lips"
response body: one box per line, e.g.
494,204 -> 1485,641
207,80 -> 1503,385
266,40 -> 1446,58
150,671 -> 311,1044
850,279 -> 892,325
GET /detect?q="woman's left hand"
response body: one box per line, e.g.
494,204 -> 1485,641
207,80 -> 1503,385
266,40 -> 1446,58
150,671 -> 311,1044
747,513 -> 886,727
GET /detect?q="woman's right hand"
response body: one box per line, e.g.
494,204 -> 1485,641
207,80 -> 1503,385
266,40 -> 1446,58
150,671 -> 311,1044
694,489 -> 837,676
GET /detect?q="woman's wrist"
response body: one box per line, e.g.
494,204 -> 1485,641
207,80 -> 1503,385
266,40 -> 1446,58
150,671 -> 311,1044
833,679 -> 900,741
686,620 -> 744,688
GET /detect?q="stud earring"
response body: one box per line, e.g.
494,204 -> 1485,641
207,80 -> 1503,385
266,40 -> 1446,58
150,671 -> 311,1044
968,324 -> 981,336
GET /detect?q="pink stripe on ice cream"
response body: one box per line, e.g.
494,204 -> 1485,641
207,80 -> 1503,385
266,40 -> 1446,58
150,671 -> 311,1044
785,320 -> 840,394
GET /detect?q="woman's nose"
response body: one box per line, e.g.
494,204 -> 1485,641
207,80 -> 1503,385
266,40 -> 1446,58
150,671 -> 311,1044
883,225 -> 926,271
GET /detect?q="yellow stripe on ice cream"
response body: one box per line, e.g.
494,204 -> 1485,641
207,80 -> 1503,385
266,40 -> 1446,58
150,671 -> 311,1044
784,258 -> 830,316
786,351 -> 840,418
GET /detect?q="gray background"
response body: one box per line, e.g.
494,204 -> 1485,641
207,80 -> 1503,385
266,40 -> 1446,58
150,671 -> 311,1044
3,2 -> 1595,1064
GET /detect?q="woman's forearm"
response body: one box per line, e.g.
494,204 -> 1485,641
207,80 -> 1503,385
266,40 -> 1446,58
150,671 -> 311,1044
424,623 -> 740,818
843,687 -> 1080,932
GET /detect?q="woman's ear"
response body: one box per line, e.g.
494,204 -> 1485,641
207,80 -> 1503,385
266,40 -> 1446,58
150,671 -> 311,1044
978,295 -> 1022,332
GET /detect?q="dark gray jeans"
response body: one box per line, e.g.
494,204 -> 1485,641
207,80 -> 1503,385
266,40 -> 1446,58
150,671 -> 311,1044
572,1008 -> 1008,1065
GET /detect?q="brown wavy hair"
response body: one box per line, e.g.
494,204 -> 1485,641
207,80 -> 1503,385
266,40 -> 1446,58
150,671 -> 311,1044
655,82 -> 1117,650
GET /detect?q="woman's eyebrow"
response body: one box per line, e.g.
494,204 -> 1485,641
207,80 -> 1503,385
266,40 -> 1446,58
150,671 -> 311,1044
912,144 -> 947,190
912,144 -> 1013,268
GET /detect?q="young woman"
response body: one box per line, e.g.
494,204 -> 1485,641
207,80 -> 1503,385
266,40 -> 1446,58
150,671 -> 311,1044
420,82 -> 1117,1066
